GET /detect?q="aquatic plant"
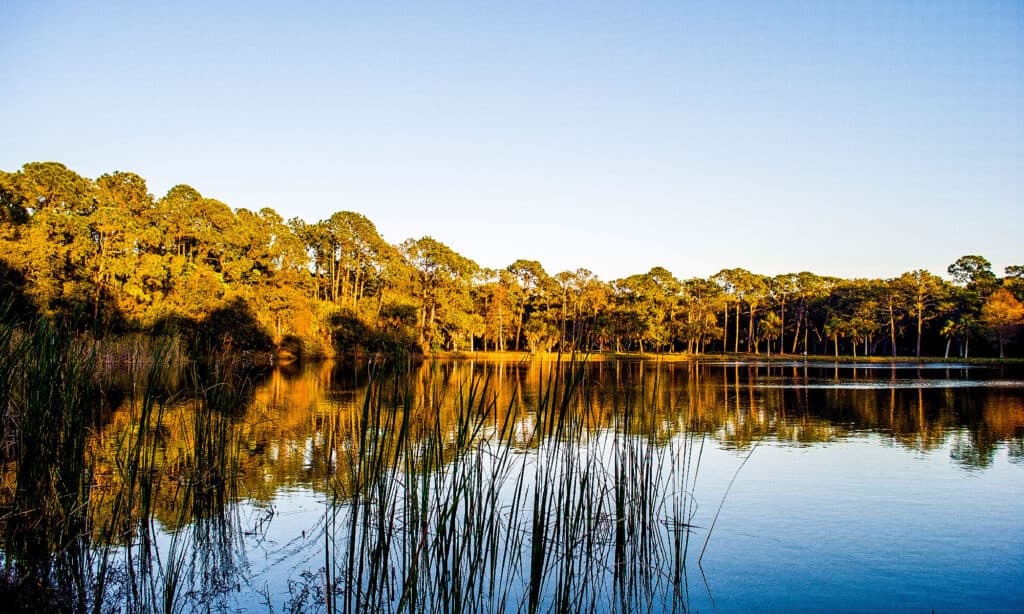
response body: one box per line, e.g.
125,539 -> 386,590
0,309 -> 253,613
303,354 -> 707,613
1,315 -> 710,613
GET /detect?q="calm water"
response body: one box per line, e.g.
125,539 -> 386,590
66,359 -> 1024,611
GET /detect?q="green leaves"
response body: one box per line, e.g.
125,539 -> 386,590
1,159 -> 1021,359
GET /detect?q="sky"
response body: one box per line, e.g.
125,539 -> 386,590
2,1 -> 1020,282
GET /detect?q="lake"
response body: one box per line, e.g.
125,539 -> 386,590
7,357 -> 1024,612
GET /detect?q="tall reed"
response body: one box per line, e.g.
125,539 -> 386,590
2,318 -> 709,613
0,307 -> 251,613
1,315 -> 102,612
306,353 -> 705,613
107,355 -> 251,614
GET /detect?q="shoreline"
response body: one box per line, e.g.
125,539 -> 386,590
413,350 -> 1024,366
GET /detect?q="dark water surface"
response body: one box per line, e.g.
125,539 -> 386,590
27,358 -> 1024,612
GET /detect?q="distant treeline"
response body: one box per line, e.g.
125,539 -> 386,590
1,161 -> 1022,358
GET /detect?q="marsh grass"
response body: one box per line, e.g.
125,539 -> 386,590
0,314 -> 105,612
89,333 -> 187,381
303,353 -> 707,614
98,355 -> 253,614
0,310 -> 252,613
1,309 -> 710,614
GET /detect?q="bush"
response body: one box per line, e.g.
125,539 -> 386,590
193,297 -> 274,355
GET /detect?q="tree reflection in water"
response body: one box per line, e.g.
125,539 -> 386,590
2,355 -> 1022,612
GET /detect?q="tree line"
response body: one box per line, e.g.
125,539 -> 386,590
1,161 -> 1022,358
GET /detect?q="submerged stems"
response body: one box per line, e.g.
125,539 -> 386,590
2,318 -> 712,613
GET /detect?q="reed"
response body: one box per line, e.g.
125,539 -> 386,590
305,352 -> 706,613
88,333 -> 186,381
109,356 -> 251,614
0,306 -> 252,614
2,314 -> 709,613
0,314 -> 104,612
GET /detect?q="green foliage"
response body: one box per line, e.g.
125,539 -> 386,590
523,313 -> 558,352
949,255 -> 997,295
330,305 -> 421,358
0,159 -> 1020,358
1005,265 -> 1024,302
330,308 -> 372,353
0,259 -> 36,324
193,297 -> 274,355
1,314 -> 102,608
979,288 -> 1024,358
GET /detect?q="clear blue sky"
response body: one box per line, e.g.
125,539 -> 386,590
2,1 -> 1020,281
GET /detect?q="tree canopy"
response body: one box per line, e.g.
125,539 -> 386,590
1,161 -> 1021,359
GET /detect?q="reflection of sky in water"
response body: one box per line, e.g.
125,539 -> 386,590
700,361 -> 983,369
219,433 -> 1024,613
90,359 -> 1024,612
752,380 -> 1024,389
691,437 -> 1023,613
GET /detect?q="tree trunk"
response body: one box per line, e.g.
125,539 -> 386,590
341,265 -> 350,306
792,309 -> 802,354
889,303 -> 897,358
779,300 -> 786,355
515,305 -> 524,352
428,303 -> 436,347
417,306 -> 426,347
944,338 -> 951,359
93,259 -> 105,326
560,293 -> 567,350
332,255 -> 340,303
748,304 -> 757,354
722,306 -> 728,353
734,303 -> 741,353
921,302 -> 929,358
353,265 -> 362,307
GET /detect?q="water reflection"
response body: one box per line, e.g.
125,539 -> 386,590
5,357 -> 1022,612
44,358 -> 1024,538
229,359 -> 1024,484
